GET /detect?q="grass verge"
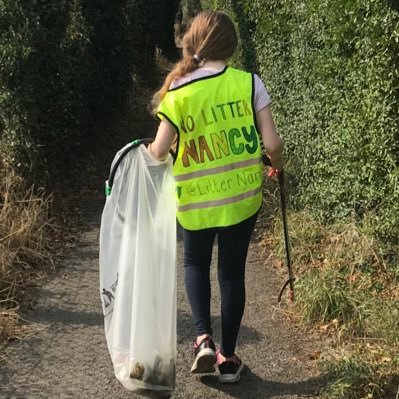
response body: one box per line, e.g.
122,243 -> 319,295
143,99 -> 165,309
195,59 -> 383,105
0,162 -> 56,344
264,202 -> 398,398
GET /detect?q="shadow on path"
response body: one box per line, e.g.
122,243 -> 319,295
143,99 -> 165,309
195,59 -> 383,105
200,366 -> 324,398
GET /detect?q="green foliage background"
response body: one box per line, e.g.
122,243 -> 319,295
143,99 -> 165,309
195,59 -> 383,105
0,0 -> 177,183
201,0 -> 399,246
1,0 -> 398,246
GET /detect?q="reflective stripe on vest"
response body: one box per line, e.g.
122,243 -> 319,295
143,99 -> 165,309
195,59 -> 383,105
157,67 -> 263,230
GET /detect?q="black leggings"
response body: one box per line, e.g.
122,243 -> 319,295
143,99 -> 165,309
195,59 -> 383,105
183,211 -> 258,357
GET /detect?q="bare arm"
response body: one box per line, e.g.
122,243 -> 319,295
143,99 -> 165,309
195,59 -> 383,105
256,105 -> 284,170
148,119 -> 177,160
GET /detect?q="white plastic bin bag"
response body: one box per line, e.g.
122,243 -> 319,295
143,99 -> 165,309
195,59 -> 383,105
99,142 -> 176,396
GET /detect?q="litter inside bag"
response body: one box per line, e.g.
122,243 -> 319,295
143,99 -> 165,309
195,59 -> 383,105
99,143 -> 176,394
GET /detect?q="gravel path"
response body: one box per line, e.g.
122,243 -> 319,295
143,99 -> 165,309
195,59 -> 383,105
0,195 -> 324,399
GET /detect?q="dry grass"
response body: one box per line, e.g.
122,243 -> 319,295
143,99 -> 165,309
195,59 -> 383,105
0,162 -> 56,343
269,209 -> 398,298
261,207 -> 399,398
319,345 -> 399,399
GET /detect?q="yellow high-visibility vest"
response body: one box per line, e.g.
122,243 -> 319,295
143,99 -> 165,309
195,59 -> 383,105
157,66 -> 263,230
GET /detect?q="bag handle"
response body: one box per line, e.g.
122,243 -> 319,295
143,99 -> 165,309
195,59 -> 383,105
105,138 -> 154,196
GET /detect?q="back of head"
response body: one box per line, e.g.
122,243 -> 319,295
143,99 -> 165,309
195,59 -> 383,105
152,11 -> 238,110
182,10 -> 238,63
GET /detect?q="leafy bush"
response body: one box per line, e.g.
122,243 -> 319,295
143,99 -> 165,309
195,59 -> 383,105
0,0 -> 178,183
202,0 -> 399,246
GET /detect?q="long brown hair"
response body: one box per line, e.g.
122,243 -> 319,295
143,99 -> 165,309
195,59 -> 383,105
151,11 -> 238,113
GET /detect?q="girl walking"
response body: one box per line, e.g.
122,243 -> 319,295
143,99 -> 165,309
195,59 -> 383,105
149,10 -> 283,383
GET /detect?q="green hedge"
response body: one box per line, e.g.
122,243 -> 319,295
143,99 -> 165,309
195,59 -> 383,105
202,0 -> 399,244
0,0 -> 177,183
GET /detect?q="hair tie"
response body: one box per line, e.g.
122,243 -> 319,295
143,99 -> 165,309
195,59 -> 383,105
193,54 -> 203,64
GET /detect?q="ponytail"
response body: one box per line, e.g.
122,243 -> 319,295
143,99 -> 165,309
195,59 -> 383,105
151,57 -> 200,115
151,11 -> 237,115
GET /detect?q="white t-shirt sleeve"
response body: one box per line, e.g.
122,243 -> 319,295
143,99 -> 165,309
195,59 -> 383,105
253,74 -> 271,112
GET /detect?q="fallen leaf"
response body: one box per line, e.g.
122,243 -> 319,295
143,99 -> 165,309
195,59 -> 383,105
320,324 -> 329,332
309,351 -> 321,360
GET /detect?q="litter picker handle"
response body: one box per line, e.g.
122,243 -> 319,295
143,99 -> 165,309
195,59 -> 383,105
262,153 -> 272,167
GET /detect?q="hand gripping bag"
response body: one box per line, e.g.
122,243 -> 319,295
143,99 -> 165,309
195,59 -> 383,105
99,141 -> 176,396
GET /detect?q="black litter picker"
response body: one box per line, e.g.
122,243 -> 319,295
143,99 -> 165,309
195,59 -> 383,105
262,154 -> 295,303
